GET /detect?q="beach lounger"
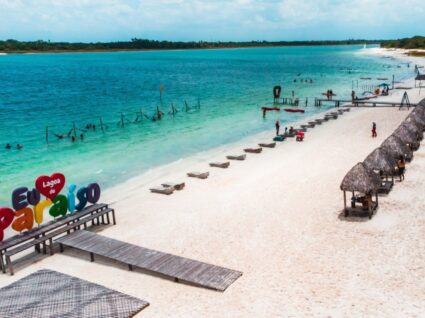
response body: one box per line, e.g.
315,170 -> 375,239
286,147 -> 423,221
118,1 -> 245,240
161,182 -> 185,190
187,171 -> 209,179
295,127 -> 307,132
244,148 -> 263,153
306,122 -> 316,128
281,132 -> 296,138
273,136 -> 285,142
226,154 -> 246,160
378,180 -> 393,194
300,124 -> 309,129
150,186 -> 174,195
314,119 -> 323,124
258,142 -> 276,148
209,162 -> 230,168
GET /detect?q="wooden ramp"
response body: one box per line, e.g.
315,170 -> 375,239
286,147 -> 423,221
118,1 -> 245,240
56,230 -> 242,291
0,269 -> 148,318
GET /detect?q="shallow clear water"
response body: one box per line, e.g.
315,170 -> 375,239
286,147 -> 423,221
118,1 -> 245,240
0,45 -> 414,203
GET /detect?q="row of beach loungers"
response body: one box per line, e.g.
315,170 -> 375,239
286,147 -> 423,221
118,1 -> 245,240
340,99 -> 425,218
150,107 -> 350,194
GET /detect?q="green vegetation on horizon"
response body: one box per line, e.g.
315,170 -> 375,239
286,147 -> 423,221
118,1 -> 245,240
381,36 -> 425,50
0,38 -> 382,53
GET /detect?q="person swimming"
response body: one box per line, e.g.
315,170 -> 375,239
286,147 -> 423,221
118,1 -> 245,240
5,143 -> 11,149
16,144 -> 23,150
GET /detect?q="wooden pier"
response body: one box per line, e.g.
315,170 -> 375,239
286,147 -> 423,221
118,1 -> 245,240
314,98 -> 417,108
56,230 -> 242,291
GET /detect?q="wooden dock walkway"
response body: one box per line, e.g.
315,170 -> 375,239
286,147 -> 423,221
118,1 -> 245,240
315,98 -> 417,108
56,230 -> 242,291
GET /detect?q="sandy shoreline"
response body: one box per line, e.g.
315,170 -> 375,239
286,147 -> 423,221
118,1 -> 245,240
1,48 -> 425,317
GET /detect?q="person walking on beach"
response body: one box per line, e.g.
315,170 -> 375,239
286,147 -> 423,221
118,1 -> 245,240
351,90 -> 356,101
397,155 -> 405,181
372,122 -> 377,138
275,120 -> 280,136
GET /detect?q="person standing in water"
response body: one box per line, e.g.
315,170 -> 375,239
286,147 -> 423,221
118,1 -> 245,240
275,120 -> 280,136
372,122 -> 377,138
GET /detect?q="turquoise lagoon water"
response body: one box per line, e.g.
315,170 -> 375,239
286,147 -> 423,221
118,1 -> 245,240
0,45 -> 414,203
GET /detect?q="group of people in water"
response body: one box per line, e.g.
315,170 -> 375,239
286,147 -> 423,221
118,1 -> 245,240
325,89 -> 334,100
4,144 -> 23,150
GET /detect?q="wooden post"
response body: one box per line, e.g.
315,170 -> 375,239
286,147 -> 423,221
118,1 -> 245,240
72,122 -> 77,138
45,126 -> 49,145
99,117 -> 105,133
121,113 -> 125,127
197,97 -> 200,109
343,191 -> 347,212
185,100 -> 189,112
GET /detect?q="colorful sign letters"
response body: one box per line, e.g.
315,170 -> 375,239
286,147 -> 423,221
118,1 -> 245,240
0,173 -> 101,241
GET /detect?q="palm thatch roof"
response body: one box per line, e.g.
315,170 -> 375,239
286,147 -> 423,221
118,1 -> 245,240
393,125 -> 417,144
402,121 -> 422,138
340,162 -> 381,193
363,147 -> 397,175
406,113 -> 425,130
381,135 -> 413,159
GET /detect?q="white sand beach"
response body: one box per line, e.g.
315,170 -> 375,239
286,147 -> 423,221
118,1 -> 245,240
1,49 -> 425,317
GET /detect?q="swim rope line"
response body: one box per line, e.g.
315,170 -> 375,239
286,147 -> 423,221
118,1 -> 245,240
44,99 -> 201,145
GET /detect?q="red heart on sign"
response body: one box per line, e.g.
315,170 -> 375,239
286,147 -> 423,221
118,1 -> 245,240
35,173 -> 66,200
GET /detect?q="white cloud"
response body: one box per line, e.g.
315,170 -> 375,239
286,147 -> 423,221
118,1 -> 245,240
0,0 -> 423,41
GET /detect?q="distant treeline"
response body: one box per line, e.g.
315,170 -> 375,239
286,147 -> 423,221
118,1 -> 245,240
381,36 -> 425,49
0,38 -> 382,53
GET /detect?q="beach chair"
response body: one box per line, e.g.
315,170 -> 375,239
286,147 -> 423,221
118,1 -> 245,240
273,135 -> 285,142
244,147 -> 263,153
209,162 -> 230,168
378,180 -> 393,194
226,154 -> 246,160
150,186 -> 174,195
161,182 -> 185,190
314,119 -> 323,125
258,142 -> 276,148
187,171 -> 209,179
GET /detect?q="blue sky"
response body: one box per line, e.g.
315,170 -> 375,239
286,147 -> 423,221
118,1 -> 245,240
0,0 -> 424,42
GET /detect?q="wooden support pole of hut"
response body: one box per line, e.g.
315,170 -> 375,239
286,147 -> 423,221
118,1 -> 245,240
99,117 -> 105,133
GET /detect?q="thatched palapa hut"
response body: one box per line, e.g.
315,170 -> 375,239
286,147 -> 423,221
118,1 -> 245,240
381,135 -> 413,161
405,113 -> 425,134
402,120 -> 423,140
393,125 -> 420,151
340,162 -> 381,218
363,147 -> 396,194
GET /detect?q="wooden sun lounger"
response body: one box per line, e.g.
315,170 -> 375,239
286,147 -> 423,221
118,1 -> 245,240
258,142 -> 276,148
187,171 -> 209,179
150,186 -> 174,195
161,182 -> 185,190
378,180 -> 393,194
314,119 -> 323,124
244,148 -> 263,153
344,202 -> 378,219
273,135 -> 285,142
56,230 -> 243,291
295,127 -> 307,132
226,154 -> 246,161
209,162 -> 230,168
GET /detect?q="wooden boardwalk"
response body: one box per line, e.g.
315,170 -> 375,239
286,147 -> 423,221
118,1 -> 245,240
0,269 -> 148,318
56,230 -> 242,291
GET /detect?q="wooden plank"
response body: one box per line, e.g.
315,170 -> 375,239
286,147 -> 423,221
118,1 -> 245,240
56,231 -> 242,291
0,269 -> 148,317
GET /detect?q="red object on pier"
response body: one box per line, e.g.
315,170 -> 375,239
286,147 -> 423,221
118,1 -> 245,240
283,108 -> 305,113
261,106 -> 280,111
